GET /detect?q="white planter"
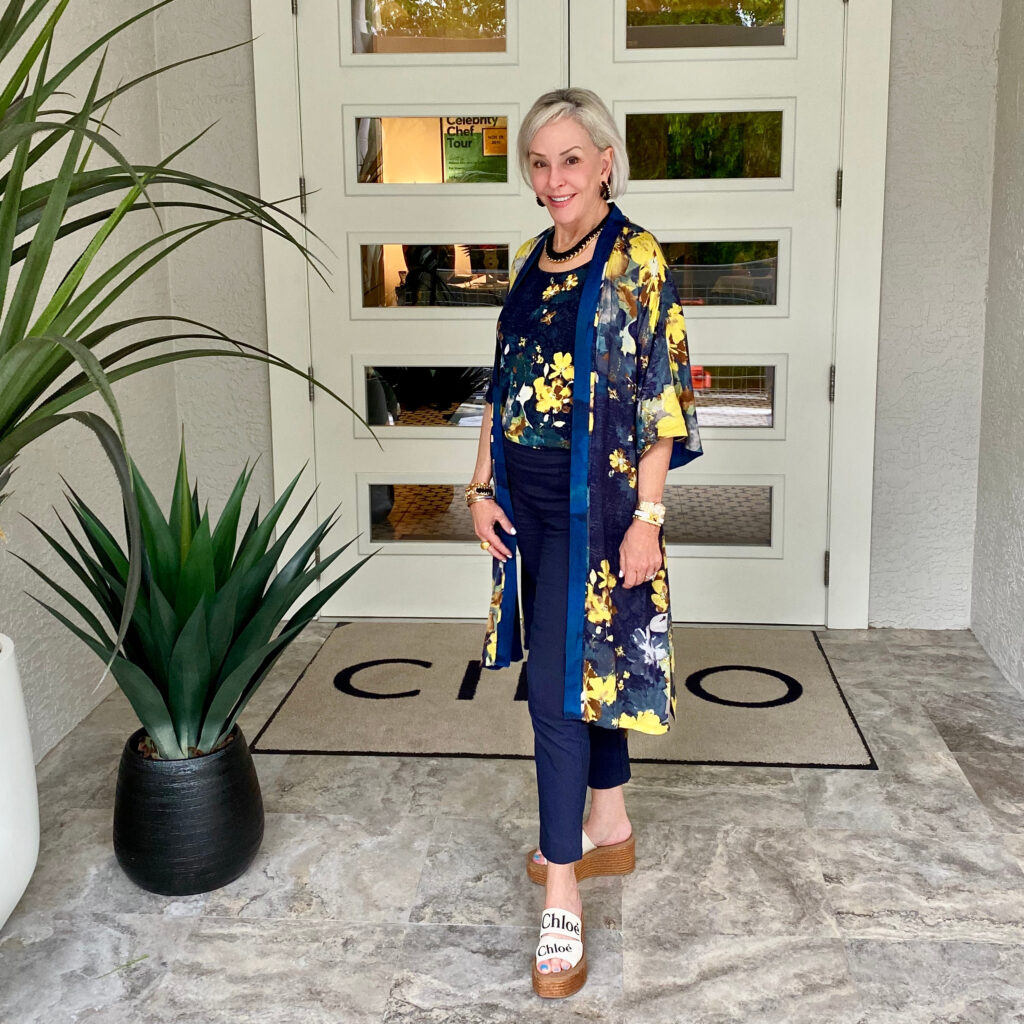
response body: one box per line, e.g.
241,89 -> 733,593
0,634 -> 39,931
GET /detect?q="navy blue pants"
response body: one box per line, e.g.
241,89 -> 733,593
503,436 -> 631,865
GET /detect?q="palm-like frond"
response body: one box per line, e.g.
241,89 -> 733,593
0,0 -> 375,649
20,437 -> 373,759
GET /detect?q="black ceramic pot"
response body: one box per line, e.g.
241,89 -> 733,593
113,724 -> 264,896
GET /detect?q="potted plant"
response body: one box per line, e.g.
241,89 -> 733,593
0,0 -> 365,921
16,439 -> 372,895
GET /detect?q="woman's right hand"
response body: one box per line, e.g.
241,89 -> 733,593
471,498 -> 515,562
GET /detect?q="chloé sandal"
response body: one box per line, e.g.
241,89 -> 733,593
533,906 -> 586,998
526,829 -> 635,885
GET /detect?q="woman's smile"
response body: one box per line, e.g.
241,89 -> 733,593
528,116 -> 613,248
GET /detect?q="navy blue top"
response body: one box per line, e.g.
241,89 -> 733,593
485,258 -> 591,448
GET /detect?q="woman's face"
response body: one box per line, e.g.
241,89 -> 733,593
527,116 -> 612,225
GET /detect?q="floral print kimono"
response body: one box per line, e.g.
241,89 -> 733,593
482,202 -> 703,735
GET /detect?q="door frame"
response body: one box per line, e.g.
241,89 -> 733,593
250,0 -> 892,628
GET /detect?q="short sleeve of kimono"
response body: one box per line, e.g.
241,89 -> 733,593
635,239 -> 691,461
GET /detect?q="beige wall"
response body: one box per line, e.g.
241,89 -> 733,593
870,0 -> 1002,627
972,2 -> 1024,690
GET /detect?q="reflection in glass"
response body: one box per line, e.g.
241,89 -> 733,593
627,111 -> 783,179
356,116 -> 508,184
360,244 -> 509,308
662,484 -> 772,545
626,0 -> 785,48
368,481 -> 772,545
352,0 -> 506,55
691,365 -> 775,428
365,366 -> 492,428
370,484 -> 477,540
661,241 -> 778,306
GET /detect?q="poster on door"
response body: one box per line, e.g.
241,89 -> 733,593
441,116 -> 508,183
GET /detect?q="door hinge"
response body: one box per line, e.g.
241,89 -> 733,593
824,550 -> 830,587
298,175 -> 307,215
829,363 -> 836,402
291,0 -> 297,14
835,168 -> 843,207
314,545 -> 321,565
307,364 -> 315,402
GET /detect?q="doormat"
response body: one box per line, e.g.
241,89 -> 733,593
251,622 -> 875,768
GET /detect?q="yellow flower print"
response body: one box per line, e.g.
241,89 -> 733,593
596,559 -> 617,592
551,351 -> 573,379
585,581 -> 613,624
583,662 -> 617,706
651,569 -> 669,612
628,231 -> 658,272
533,377 -> 561,414
615,709 -> 668,735
541,309 -> 555,325
606,242 -> 629,280
563,272 -> 579,290
609,448 -> 629,473
505,415 -> 527,439
664,303 -> 689,364
542,280 -> 562,301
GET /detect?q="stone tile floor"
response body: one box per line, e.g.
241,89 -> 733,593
4,625 -> 1024,1022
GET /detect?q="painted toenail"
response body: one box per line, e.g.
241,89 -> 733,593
539,964 -> 549,972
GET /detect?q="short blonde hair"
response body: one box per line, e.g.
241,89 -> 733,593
518,88 -> 629,199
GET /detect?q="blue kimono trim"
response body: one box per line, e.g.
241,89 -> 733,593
563,204 -> 627,719
484,232 -> 547,668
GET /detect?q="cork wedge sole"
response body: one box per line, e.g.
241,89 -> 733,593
532,909 -> 586,999
526,833 -> 635,886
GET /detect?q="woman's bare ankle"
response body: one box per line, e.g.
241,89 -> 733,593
582,815 -> 632,847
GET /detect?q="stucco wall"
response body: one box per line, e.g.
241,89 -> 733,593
152,0 -> 275,516
972,1 -> 1024,691
0,2 -> 178,760
869,0 -> 1002,626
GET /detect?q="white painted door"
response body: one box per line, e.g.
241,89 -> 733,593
293,1 -> 568,618
295,0 -> 845,624
569,0 -> 845,624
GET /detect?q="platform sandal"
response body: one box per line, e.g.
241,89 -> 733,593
526,829 -> 635,885
532,906 -> 586,998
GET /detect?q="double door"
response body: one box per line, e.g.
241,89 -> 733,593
290,0 -> 847,624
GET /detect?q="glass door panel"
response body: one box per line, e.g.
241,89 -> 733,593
626,0 -> 786,49
352,0 -> 508,54
572,0 -> 845,624
297,0 -> 567,618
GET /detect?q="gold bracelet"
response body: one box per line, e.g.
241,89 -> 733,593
466,493 -> 496,507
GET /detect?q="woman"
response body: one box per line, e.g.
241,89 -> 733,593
467,88 -> 703,999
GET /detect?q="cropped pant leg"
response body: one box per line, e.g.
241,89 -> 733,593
503,437 -> 631,866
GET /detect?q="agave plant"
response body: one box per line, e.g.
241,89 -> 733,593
15,439 -> 371,759
0,0 -> 362,645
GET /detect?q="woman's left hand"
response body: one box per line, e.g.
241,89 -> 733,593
618,519 -> 663,589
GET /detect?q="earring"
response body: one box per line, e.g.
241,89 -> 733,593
535,195 -> 545,206
600,179 -> 611,201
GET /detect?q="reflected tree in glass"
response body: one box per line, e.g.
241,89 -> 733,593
627,111 -> 782,179
355,0 -> 506,51
662,240 -> 778,305
626,0 -> 785,28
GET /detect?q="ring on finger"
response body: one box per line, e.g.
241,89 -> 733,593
480,540 -> 491,551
